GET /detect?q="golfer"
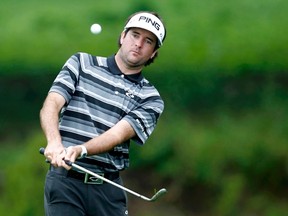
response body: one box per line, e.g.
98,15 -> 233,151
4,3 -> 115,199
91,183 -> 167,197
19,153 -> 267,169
40,11 -> 167,216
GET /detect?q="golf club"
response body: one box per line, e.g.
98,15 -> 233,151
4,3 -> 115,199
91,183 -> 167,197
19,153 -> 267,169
39,147 -> 167,202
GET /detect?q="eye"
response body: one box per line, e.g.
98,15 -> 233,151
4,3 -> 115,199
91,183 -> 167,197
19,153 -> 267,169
131,32 -> 140,39
145,39 -> 153,45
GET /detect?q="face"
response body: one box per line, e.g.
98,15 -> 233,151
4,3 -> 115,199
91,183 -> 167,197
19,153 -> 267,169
118,27 -> 158,70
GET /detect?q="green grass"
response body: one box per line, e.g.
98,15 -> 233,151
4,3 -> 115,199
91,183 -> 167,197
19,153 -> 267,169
129,102 -> 288,215
1,0 -> 288,74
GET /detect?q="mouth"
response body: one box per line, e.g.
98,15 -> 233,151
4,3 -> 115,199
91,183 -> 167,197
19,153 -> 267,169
131,49 -> 140,55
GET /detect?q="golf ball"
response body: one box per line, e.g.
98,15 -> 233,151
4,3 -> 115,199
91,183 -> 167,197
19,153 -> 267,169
90,23 -> 102,34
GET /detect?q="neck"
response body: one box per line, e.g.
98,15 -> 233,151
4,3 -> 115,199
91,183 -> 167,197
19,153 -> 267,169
114,52 -> 143,75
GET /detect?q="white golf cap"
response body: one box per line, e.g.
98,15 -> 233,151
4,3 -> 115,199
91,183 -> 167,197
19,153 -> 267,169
124,12 -> 166,47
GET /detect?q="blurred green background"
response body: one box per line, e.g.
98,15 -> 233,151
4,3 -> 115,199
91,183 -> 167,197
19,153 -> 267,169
0,0 -> 288,215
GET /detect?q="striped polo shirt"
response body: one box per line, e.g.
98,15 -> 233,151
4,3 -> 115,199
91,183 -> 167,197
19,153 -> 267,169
49,52 -> 164,172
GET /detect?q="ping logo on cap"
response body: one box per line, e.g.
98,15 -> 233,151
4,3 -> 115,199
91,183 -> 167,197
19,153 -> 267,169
124,12 -> 166,46
138,16 -> 161,31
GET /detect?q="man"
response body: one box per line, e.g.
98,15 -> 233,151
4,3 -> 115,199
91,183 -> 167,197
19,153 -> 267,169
40,11 -> 166,216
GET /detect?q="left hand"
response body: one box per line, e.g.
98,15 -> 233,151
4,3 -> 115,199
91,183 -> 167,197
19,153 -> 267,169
62,146 -> 82,170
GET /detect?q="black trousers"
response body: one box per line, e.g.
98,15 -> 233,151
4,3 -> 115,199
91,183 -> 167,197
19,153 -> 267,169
44,168 -> 128,216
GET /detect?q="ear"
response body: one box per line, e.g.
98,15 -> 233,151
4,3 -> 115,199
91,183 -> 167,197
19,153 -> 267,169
120,31 -> 126,45
150,50 -> 158,59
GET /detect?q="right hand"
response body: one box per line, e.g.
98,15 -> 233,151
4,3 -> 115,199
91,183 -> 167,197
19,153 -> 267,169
44,143 -> 67,167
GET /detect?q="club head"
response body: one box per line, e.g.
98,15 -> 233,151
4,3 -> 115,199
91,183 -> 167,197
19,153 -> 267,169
149,188 -> 167,202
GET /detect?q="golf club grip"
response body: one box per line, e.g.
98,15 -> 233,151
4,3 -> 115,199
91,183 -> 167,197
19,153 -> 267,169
39,147 -> 45,155
39,147 -> 72,166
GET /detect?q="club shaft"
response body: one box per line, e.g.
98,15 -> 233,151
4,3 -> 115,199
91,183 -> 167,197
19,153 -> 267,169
39,147 -> 163,201
71,163 -> 152,201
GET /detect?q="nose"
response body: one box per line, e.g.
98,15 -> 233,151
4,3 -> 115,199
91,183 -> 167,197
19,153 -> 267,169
135,38 -> 144,48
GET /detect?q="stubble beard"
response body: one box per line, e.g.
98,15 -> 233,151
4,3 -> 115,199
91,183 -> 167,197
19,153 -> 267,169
121,50 -> 146,71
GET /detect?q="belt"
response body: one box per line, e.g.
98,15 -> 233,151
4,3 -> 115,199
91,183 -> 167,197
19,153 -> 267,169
49,166 -> 119,185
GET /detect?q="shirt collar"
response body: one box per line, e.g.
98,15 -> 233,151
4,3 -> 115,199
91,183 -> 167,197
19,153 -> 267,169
107,55 -> 144,84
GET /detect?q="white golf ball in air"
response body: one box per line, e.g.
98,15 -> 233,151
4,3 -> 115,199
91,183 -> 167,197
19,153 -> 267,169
90,23 -> 102,35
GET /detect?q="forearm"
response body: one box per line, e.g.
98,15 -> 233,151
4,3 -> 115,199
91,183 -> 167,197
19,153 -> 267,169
40,107 -> 61,144
86,120 -> 135,155
39,92 -> 67,166
69,120 -> 136,159
40,92 -> 66,149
